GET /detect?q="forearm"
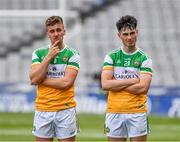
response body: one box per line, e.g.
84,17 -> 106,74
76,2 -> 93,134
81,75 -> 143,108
124,83 -> 148,94
124,75 -> 152,94
42,67 -> 78,89
102,78 -> 139,91
30,57 -> 51,85
42,78 -> 71,89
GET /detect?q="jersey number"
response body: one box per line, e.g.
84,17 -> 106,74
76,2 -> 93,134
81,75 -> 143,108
124,58 -> 131,66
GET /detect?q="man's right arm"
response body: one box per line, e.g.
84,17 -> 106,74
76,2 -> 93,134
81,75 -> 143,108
29,40 -> 61,85
101,70 -> 139,91
29,56 -> 52,85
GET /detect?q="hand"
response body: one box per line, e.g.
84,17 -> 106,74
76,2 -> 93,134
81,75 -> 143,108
47,40 -> 60,60
132,77 -> 140,84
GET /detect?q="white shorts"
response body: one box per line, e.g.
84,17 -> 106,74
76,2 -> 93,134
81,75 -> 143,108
32,108 -> 79,139
105,113 -> 149,138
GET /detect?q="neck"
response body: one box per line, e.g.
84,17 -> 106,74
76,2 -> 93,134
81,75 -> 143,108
58,42 -> 64,50
123,46 -> 137,53
55,40 -> 64,50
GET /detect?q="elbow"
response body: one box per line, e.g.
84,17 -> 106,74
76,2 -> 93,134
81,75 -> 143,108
30,76 -> 36,85
102,86 -> 110,91
29,74 -> 46,85
29,75 -> 38,85
30,79 -> 38,85
63,84 -> 71,90
62,82 -> 73,90
141,88 -> 149,94
30,78 -> 41,85
139,83 -> 151,94
137,86 -> 148,94
101,82 -> 110,91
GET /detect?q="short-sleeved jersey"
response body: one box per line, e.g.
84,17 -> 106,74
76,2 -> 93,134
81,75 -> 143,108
103,47 -> 152,113
31,44 -> 80,112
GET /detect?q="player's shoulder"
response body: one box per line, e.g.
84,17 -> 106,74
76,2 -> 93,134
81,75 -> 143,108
137,48 -> 151,60
34,45 -> 49,53
65,45 -> 80,55
108,48 -> 121,56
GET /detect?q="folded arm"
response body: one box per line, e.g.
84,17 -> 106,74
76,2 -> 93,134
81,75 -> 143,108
29,40 -> 61,85
124,73 -> 152,94
42,68 -> 78,90
29,56 -> 52,85
101,70 -> 139,91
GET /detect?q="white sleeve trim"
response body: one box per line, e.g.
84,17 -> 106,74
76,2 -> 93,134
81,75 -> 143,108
142,58 -> 152,69
104,55 -> 113,64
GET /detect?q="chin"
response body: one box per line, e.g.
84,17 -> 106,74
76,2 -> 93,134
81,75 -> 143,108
128,43 -> 135,47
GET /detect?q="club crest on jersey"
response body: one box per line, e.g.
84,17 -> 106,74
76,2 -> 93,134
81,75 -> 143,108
62,56 -> 68,62
134,60 -> 140,66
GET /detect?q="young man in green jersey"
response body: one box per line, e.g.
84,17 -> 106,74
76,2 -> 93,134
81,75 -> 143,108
29,16 -> 80,142
101,15 -> 152,142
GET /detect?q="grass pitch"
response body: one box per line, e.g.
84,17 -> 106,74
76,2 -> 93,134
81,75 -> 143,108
0,112 -> 180,141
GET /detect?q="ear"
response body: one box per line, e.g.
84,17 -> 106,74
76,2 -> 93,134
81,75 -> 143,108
46,29 -> 50,37
136,29 -> 138,35
47,31 -> 49,37
117,32 -> 121,38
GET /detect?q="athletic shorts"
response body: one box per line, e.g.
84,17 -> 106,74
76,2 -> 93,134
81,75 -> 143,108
32,108 -> 79,139
105,113 -> 149,138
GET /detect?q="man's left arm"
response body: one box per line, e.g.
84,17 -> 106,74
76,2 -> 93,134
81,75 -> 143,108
42,68 -> 78,90
124,73 -> 152,94
42,52 -> 80,90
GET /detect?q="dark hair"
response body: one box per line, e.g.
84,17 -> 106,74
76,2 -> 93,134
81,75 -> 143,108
116,15 -> 137,31
45,16 -> 63,27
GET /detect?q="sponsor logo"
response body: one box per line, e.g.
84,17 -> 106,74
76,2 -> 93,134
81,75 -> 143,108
47,65 -> 65,77
115,74 -> 138,79
115,70 -> 139,79
114,68 -> 139,79
47,71 -> 65,77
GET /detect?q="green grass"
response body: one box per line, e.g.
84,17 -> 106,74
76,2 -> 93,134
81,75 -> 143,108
0,112 -> 180,141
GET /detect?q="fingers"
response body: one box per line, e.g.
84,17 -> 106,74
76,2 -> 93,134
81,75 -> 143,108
52,40 -> 60,48
47,44 -> 60,59
47,39 -> 64,59
50,46 -> 60,55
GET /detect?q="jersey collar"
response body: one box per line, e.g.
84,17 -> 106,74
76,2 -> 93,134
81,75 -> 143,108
121,46 -> 139,55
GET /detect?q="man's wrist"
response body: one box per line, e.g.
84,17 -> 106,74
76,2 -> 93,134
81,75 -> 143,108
44,56 -> 52,62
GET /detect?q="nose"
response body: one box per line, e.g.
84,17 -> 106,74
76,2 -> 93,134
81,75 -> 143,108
54,31 -> 59,36
127,34 -> 132,39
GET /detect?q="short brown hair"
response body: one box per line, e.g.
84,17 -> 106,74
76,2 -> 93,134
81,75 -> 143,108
45,16 -> 63,27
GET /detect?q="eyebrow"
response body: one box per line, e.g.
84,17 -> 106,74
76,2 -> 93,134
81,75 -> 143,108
122,31 -> 135,34
121,31 -> 135,36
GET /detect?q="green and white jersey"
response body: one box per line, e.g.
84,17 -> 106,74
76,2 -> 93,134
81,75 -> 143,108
103,47 -> 152,79
31,44 -> 80,111
32,44 -> 80,78
103,47 -> 152,113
